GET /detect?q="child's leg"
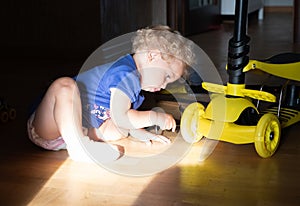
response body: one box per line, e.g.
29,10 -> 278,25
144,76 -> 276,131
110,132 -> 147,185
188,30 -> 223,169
32,77 -> 84,141
32,77 -> 122,162
97,119 -> 129,141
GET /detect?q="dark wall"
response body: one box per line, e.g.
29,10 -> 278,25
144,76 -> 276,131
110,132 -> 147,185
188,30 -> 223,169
1,0 -> 153,60
1,0 -> 220,60
100,0 -> 153,43
167,0 -> 221,36
1,0 -> 102,59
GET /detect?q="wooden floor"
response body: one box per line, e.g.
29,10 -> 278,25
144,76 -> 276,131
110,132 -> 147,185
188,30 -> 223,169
1,11 -> 300,206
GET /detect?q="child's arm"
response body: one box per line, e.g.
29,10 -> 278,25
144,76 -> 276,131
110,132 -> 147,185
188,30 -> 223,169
110,88 -> 176,131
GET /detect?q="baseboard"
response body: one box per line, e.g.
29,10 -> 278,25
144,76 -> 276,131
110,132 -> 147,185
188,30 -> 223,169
264,6 -> 293,13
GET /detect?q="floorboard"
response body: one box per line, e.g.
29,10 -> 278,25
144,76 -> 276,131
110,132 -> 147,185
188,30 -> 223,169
1,11 -> 300,206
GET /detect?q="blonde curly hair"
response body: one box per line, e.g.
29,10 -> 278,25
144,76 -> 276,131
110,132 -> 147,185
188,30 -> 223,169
131,25 -> 195,67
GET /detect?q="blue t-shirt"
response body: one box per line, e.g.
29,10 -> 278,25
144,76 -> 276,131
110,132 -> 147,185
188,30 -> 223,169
75,54 -> 145,128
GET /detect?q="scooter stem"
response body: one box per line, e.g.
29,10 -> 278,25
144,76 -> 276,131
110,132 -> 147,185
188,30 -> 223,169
227,0 -> 250,84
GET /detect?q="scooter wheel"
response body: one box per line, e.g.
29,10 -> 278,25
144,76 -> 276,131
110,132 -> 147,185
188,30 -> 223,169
180,102 -> 204,143
1,111 -> 9,123
9,108 -> 16,120
254,113 -> 281,158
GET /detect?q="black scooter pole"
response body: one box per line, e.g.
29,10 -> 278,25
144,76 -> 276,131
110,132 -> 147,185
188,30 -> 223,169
227,0 -> 250,84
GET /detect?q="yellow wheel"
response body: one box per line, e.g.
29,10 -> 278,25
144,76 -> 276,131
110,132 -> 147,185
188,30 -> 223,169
254,113 -> 281,158
180,102 -> 204,143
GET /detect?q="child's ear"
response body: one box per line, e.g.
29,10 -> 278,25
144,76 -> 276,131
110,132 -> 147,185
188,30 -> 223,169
147,50 -> 161,62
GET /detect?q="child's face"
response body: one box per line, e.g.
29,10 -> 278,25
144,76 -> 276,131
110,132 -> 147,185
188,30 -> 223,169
140,55 -> 185,92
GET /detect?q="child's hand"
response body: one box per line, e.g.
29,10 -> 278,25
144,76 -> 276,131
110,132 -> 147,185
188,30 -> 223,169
150,134 -> 171,144
155,112 -> 177,132
135,134 -> 171,145
129,129 -> 171,145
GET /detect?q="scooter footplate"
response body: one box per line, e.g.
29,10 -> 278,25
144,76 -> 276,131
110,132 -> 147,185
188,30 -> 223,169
261,107 -> 300,128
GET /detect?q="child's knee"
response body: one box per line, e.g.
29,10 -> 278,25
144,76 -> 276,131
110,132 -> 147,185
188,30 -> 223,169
100,121 -> 129,141
54,77 -> 76,87
52,77 -> 78,95
105,128 -> 128,141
